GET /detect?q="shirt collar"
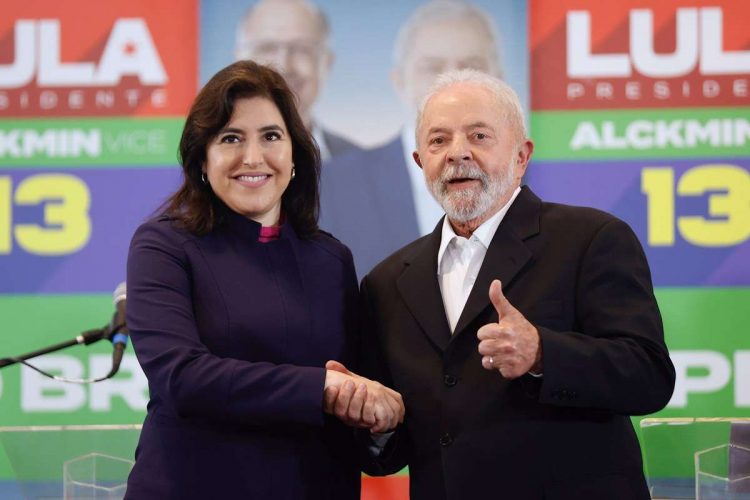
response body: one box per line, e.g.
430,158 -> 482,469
436,186 -> 522,273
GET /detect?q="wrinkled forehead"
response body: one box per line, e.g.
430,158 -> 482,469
242,2 -> 326,43
418,83 -> 517,141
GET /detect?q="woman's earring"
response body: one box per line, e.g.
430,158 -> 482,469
201,172 -> 208,184
291,165 -> 296,180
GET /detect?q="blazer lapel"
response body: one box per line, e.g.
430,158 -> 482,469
452,187 -> 542,338
396,222 -> 452,351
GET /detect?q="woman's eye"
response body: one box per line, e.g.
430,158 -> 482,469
264,131 -> 282,141
220,134 -> 241,143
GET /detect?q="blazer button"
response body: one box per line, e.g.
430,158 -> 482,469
440,433 -> 453,447
443,374 -> 457,387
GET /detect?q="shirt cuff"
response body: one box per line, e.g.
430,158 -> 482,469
368,430 -> 395,456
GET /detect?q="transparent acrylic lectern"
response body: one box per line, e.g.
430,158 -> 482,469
640,417 -> 750,499
0,424 -> 141,500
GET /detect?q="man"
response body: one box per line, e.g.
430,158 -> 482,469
328,69 -> 676,499
235,0 -> 358,160
320,0 -> 504,276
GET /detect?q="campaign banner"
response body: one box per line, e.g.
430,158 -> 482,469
0,0 -> 197,118
526,158 -> 750,285
531,107 -> 750,160
531,0 -> 750,111
0,167 -> 181,293
0,117 -> 184,167
0,294 -> 148,426
653,288 -> 750,417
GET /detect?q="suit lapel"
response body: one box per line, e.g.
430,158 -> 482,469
452,187 -> 542,338
396,222 -> 452,351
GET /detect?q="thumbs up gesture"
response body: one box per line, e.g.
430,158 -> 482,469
477,280 -> 543,379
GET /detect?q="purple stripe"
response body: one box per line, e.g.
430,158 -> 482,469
1,167 -> 182,293
525,159 -> 750,286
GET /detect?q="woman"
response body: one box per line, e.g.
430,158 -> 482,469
125,61 -> 401,499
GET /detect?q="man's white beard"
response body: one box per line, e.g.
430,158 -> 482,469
427,158 -> 516,224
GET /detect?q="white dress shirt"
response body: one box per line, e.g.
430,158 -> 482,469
437,187 -> 522,333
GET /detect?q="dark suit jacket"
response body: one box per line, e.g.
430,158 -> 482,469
360,187 -> 676,500
320,137 -> 419,277
125,209 -> 360,499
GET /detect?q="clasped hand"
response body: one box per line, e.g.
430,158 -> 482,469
477,279 -> 543,379
323,361 -> 404,433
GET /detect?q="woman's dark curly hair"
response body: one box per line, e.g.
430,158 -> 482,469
163,60 -> 320,238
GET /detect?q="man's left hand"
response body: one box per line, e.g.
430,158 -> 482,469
477,279 -> 542,378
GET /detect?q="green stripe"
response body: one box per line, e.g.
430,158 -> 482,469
634,287 -> 750,479
531,108 -> 750,160
0,117 -> 184,167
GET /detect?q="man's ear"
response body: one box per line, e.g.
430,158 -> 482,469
412,151 -> 422,169
515,139 -> 534,176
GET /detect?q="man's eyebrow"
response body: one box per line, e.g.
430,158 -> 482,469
465,121 -> 495,130
426,126 -> 452,135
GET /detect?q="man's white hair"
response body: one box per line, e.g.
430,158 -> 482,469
416,68 -> 527,145
393,0 -> 502,74
235,0 -> 331,56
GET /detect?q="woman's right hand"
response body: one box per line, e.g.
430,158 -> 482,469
323,361 -> 404,433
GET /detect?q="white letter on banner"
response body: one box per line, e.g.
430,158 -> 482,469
0,21 -> 36,88
669,351 -> 731,408
701,8 -> 750,75
89,354 -> 148,411
21,355 -> 86,411
38,20 -> 95,86
630,9 -> 698,78
569,122 -> 601,150
96,19 -> 167,85
567,11 -> 630,78
735,351 -> 750,407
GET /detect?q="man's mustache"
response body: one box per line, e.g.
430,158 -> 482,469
439,163 -> 488,186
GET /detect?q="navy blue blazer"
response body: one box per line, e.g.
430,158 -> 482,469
320,136 -> 419,277
125,209 -> 360,499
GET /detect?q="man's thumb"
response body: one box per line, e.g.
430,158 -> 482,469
489,279 -> 511,316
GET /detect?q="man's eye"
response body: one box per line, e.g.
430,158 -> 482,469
475,133 -> 487,140
430,137 -> 444,145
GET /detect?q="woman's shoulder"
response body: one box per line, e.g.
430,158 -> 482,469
306,229 -> 354,265
131,214 -> 197,250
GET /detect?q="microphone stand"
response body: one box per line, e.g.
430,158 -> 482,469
0,327 -> 110,369
0,317 -> 127,383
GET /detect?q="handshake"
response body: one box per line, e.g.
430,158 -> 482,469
323,360 -> 405,433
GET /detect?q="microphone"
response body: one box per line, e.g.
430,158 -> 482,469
108,282 -> 128,377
